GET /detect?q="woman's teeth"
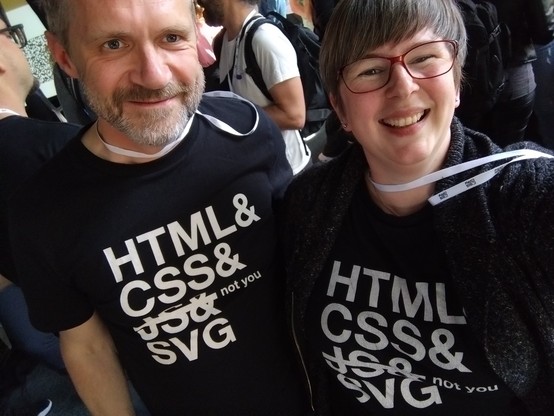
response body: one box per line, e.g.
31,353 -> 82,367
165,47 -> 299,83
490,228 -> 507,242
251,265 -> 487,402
382,111 -> 425,127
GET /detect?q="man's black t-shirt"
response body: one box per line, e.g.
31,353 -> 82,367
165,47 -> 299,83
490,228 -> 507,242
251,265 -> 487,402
10,95 -> 308,415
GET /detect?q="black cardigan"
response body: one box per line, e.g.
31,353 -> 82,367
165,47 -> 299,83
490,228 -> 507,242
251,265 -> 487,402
281,118 -> 554,415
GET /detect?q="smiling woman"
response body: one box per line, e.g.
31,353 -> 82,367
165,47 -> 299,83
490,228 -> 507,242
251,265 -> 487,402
281,1 -> 554,415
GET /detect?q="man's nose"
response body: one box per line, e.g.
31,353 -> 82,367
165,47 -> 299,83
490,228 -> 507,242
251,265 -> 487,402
130,45 -> 173,90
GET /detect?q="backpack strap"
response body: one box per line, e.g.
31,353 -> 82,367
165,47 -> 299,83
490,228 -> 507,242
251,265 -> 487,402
243,17 -> 275,102
212,27 -> 226,62
210,16 -> 280,104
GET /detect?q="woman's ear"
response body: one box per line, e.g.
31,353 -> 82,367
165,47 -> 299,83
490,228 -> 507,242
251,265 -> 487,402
45,31 -> 79,79
329,93 -> 351,132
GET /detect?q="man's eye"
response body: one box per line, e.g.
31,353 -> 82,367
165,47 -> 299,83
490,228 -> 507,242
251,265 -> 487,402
104,39 -> 122,50
165,34 -> 181,43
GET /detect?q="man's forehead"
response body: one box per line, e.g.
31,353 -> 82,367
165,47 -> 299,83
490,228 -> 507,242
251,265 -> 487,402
74,0 -> 193,14
70,0 -> 194,28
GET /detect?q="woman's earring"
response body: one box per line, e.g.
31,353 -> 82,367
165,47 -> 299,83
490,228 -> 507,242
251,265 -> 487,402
341,122 -> 348,129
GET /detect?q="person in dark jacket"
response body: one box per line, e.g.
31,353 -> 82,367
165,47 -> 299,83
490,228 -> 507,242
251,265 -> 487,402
0,7 -> 81,416
457,0 -> 553,146
309,0 -> 354,162
259,0 -> 287,16
310,0 -> 336,40
0,2 -> 77,376
528,0 -> 554,148
281,0 -> 554,415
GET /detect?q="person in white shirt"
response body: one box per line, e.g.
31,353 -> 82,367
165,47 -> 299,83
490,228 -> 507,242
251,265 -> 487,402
200,0 -> 311,174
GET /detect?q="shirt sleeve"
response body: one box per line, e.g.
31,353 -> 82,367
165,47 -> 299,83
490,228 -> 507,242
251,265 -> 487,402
8,184 -> 95,333
251,23 -> 300,90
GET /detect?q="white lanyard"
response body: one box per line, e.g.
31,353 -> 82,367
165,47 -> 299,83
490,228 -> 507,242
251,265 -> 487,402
98,91 -> 259,159
0,108 -> 20,117
196,91 -> 259,136
230,10 -> 260,83
369,149 -> 554,206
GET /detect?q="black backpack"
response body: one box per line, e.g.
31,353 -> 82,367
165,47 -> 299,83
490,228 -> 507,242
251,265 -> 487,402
209,13 -> 331,138
456,0 -> 511,122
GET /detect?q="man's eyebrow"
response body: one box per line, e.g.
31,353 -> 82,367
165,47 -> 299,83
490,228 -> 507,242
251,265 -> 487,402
86,24 -> 193,41
84,29 -> 130,43
162,24 -> 194,33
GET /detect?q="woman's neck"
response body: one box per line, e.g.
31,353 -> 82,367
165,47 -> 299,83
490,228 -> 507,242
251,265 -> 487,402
365,173 -> 434,216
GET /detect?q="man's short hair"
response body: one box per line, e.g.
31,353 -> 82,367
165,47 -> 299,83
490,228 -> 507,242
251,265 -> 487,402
40,0 -> 197,50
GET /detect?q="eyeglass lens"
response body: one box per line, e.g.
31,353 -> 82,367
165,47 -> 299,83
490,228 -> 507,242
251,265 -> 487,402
342,41 -> 456,93
0,25 -> 27,48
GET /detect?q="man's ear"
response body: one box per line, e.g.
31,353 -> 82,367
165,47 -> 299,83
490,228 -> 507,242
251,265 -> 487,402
45,31 -> 79,79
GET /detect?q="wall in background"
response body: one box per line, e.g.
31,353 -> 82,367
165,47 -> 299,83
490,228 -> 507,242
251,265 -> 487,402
3,0 -> 26,9
3,0 -> 55,97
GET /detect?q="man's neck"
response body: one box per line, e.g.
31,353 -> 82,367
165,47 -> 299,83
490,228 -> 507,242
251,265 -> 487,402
224,5 -> 257,40
0,97 -> 28,120
82,120 -> 168,164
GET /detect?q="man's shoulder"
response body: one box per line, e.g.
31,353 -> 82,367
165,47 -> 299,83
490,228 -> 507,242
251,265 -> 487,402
0,116 -> 81,142
199,92 -> 277,134
252,18 -> 282,35
200,92 -> 254,113
0,117 -> 81,174
250,18 -> 290,48
286,146 -> 363,200
245,18 -> 299,84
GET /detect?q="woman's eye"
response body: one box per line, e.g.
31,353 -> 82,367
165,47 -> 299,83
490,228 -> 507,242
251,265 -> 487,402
360,68 -> 382,77
412,55 -> 434,64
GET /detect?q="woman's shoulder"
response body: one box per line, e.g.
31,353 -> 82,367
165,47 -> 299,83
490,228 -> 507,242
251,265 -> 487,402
284,144 -> 365,212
